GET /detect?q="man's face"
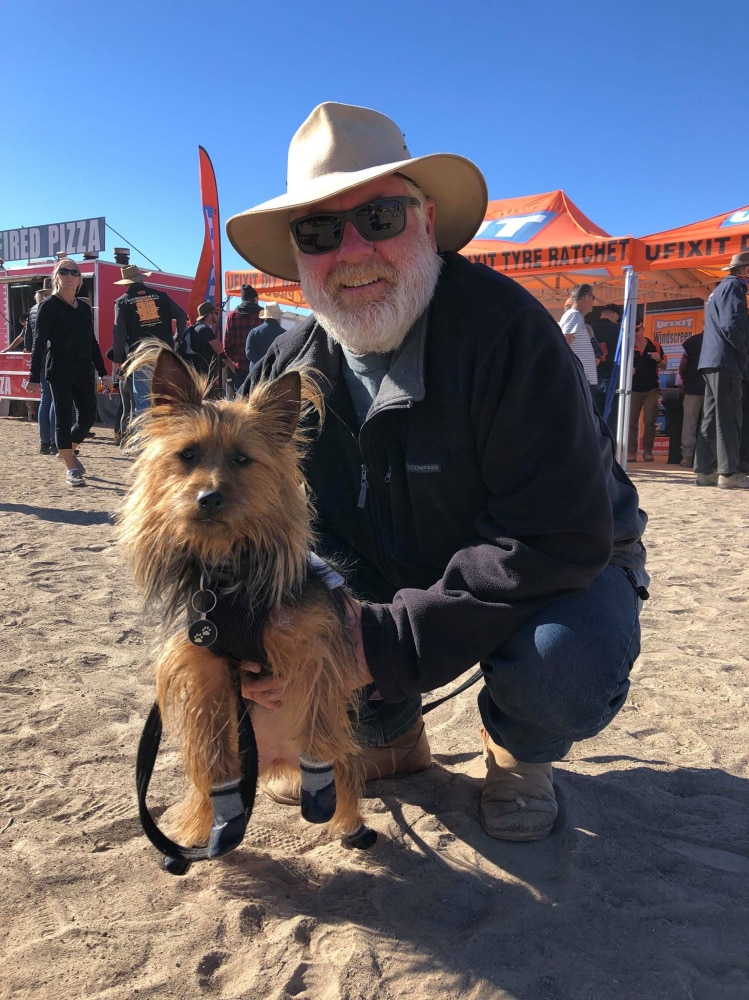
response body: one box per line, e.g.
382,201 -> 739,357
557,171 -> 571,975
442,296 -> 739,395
291,175 -> 441,354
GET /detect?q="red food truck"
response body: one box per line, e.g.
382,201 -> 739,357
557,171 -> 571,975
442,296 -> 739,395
0,246 -> 193,401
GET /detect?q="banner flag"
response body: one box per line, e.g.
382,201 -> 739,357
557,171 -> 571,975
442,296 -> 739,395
187,146 -> 222,324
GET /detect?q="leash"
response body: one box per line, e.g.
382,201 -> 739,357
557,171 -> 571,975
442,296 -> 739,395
422,667 -> 484,715
135,681 -> 259,876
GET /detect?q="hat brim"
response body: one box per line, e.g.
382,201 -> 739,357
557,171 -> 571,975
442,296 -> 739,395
226,153 -> 488,281
113,271 -> 152,284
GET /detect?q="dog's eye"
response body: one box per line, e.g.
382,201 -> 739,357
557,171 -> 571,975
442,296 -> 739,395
179,448 -> 199,464
232,453 -> 252,466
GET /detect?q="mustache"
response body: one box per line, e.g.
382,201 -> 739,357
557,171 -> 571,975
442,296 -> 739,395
325,261 -> 398,292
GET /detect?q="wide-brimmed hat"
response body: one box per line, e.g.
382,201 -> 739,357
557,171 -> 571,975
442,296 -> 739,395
197,301 -> 217,320
721,251 -> 749,272
226,102 -> 488,281
114,264 -> 152,284
261,301 -> 282,320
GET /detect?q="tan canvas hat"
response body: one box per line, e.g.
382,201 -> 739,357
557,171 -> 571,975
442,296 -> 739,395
261,301 -> 282,319
721,251 -> 749,272
226,102 -> 488,281
114,264 -> 153,284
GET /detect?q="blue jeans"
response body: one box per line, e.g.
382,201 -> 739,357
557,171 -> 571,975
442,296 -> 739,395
38,375 -> 56,446
132,366 -> 152,415
362,562 -> 646,759
478,563 -> 646,762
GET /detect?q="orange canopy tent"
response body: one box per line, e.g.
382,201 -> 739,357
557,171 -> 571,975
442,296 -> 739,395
632,203 -> 749,302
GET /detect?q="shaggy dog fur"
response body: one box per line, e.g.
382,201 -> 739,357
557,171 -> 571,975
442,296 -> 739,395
118,342 -> 365,850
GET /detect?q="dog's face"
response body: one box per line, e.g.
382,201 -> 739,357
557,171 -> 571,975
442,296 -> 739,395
127,351 -> 309,568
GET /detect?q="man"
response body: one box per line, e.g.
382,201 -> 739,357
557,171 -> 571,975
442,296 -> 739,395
694,252 -> 749,489
185,301 -> 225,391
678,332 -> 705,468
224,284 -> 262,392
559,285 -> 599,396
112,265 -> 187,413
245,301 -> 286,372
227,102 -> 648,842
592,303 -> 622,432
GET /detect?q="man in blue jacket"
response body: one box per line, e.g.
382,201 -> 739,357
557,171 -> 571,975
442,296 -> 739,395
226,102 -> 649,842
695,252 -> 749,489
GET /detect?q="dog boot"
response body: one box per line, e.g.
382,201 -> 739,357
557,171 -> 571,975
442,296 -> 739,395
262,717 -> 432,805
479,728 -> 558,842
206,780 -> 247,858
299,756 -> 337,823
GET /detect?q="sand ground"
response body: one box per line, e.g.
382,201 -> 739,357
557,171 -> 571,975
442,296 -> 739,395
1,414 -> 748,1000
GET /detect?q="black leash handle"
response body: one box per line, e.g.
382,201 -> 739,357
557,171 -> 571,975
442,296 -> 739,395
135,689 -> 259,874
422,667 -> 484,715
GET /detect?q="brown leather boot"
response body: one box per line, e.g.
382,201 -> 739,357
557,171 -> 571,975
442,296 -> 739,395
262,718 -> 432,805
479,728 -> 558,842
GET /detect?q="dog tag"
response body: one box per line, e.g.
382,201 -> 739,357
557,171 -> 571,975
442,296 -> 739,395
189,580 -> 218,647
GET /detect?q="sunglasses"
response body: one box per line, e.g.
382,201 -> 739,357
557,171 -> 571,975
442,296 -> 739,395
291,196 -> 420,255
58,267 -> 80,277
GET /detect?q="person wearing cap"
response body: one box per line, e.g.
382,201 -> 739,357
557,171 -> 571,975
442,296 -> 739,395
245,301 -> 286,374
187,301 -> 225,391
694,252 -> 749,489
112,265 -> 187,414
224,285 -> 261,391
229,102 -> 648,842
592,303 -> 623,434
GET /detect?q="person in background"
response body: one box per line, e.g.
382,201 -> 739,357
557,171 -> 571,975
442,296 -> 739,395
559,284 -> 599,398
678,332 -> 705,468
229,100 -> 648,844
111,265 -> 187,414
188,301 -> 225,393
26,259 -> 112,487
592,303 -> 622,434
628,321 -> 666,462
245,301 -> 286,374
223,284 -> 262,393
695,253 -> 749,489
26,278 -> 56,453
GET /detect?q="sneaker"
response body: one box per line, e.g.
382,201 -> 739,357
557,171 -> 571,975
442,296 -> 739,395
696,472 -> 718,487
627,454 -> 637,463
73,455 -> 86,474
718,472 -> 749,490
261,717 -> 432,805
643,451 -> 654,462
679,457 -> 693,468
65,468 -> 86,488
479,728 -> 558,842
39,443 -> 52,455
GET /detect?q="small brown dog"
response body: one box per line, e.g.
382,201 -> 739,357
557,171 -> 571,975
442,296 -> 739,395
119,342 -> 371,867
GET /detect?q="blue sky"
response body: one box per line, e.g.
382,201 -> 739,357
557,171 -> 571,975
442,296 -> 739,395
3,0 -> 747,289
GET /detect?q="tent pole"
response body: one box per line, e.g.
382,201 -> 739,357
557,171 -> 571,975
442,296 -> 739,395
615,268 -> 639,469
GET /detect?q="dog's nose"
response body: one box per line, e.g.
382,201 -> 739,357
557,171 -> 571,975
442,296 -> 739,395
196,490 -> 224,516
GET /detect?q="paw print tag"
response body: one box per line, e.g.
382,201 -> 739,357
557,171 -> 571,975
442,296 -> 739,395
188,577 -> 218,647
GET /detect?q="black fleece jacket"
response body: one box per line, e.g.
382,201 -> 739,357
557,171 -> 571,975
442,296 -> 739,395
249,253 -> 647,701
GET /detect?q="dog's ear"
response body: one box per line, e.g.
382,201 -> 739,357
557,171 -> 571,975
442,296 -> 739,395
264,371 -> 301,440
151,349 -> 203,408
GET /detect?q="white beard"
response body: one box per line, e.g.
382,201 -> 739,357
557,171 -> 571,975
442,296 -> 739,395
295,225 -> 442,354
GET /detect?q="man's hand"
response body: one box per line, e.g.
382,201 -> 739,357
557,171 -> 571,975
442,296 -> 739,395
240,596 -> 373,710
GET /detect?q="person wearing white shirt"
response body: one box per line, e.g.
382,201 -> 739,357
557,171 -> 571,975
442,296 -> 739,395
559,284 -> 598,388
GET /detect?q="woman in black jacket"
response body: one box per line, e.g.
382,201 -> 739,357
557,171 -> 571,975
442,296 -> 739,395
27,259 -> 112,487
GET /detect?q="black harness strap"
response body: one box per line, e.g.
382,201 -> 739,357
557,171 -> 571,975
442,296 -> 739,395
136,685 -> 259,874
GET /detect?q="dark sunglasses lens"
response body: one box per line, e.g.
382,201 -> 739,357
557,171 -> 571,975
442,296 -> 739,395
59,268 -> 80,276
294,215 -> 342,254
354,199 -> 408,241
